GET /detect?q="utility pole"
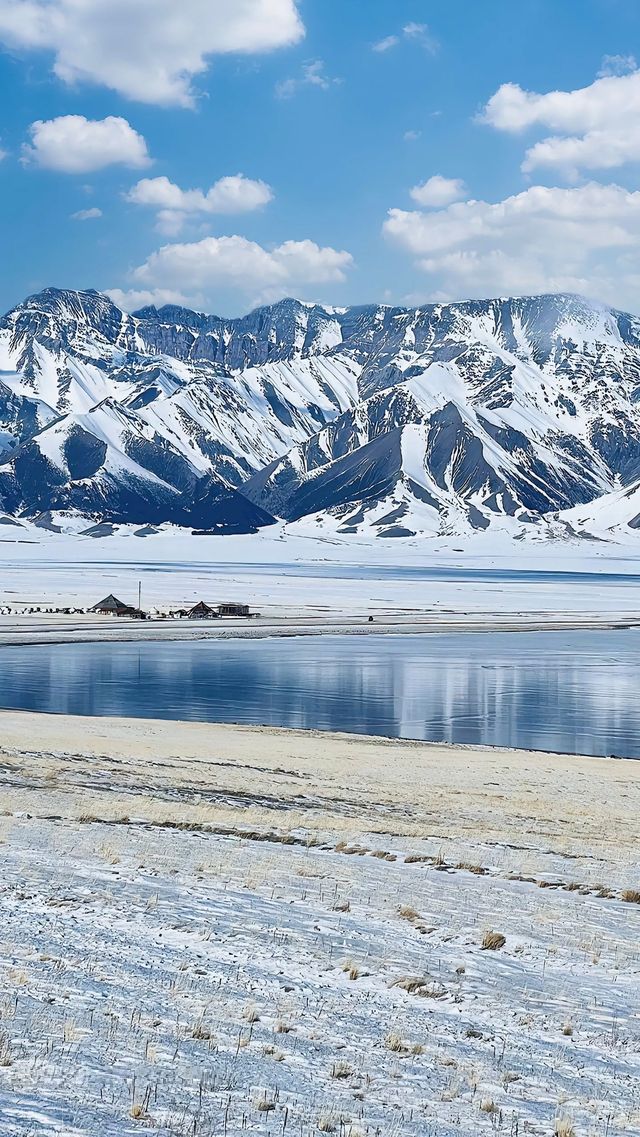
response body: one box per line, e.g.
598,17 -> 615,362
138,580 -> 142,611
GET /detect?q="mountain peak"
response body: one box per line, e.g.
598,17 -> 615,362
2,286 -> 640,538
1,288 -> 128,353
15,286 -> 120,320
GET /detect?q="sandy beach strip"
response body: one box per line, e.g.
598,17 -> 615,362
2,710 -> 638,879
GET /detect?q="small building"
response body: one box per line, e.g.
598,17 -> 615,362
90,594 -> 132,616
187,601 -> 219,620
91,594 -> 147,619
217,602 -> 251,618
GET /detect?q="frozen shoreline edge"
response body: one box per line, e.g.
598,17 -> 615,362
0,611 -> 638,648
0,707 -> 619,765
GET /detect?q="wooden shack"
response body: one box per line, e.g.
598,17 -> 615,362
217,602 -> 250,617
91,594 -> 147,619
90,594 -> 132,616
188,601 -> 219,620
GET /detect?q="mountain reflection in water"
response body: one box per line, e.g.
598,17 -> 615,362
0,630 -> 638,758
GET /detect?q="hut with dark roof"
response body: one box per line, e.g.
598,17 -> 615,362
90,594 -> 132,616
217,602 -> 251,617
187,601 -> 219,620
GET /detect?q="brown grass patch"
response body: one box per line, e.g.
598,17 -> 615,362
481,930 -> 506,951
330,1060 -> 354,1079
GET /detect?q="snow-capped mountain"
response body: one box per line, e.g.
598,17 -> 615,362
2,286 -> 640,537
0,288 -> 359,524
242,294 -> 640,537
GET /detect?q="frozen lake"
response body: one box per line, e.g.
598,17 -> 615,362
1,629 -> 640,757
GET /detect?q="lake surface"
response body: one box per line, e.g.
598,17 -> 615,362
48,558 -> 640,586
1,629 -> 640,757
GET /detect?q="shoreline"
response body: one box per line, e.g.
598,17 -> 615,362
0,610 -> 637,647
2,710 -> 638,861
0,704 -> 614,761
0,705 -> 625,762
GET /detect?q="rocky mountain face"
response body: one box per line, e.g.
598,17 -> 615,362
1,287 -> 640,537
0,288 -> 358,527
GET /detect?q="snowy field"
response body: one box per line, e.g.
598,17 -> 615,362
1,525 -> 640,626
0,713 -> 638,1137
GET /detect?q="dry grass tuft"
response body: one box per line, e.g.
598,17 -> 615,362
562,1020 -> 574,1037
502,1071 -> 520,1086
0,1035 -> 12,1067
262,1044 -> 284,1061
456,861 -> 487,875
384,1032 -> 409,1054
554,1117 -> 576,1137
335,841 -> 369,856
254,1095 -> 276,1112
190,1021 -> 213,1041
341,960 -> 361,980
390,975 -> 428,994
621,888 -> 640,903
481,930 -> 506,951
275,1021 -> 294,1034
317,1113 -> 337,1132
398,905 -> 421,922
479,1098 -> 498,1113
330,1059 -> 354,1079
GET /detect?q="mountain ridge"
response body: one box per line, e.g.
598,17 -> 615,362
2,286 -> 640,539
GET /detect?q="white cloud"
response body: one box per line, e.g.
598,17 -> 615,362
126,174 -> 273,234
0,0 -> 304,106
410,175 -> 467,207
372,23 -> 438,55
402,22 -> 438,49
403,130 -> 421,143
383,182 -> 640,311
122,233 -> 354,308
598,54 -> 637,78
275,60 -> 340,99
23,116 -> 151,173
71,207 -> 102,221
108,288 -> 193,312
372,35 -> 399,53
480,70 -> 640,177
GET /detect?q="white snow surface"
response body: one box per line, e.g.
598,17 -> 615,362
1,524 -> 640,622
0,294 -> 364,498
0,725 -> 637,1137
5,289 -> 640,534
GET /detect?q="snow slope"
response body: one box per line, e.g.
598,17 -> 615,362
0,290 -> 361,524
3,288 -> 640,537
0,717 -> 638,1137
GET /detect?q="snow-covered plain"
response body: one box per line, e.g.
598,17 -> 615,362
0,714 -> 638,1137
1,524 -> 640,626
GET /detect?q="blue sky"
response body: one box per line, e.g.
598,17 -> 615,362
1,0 -> 640,315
